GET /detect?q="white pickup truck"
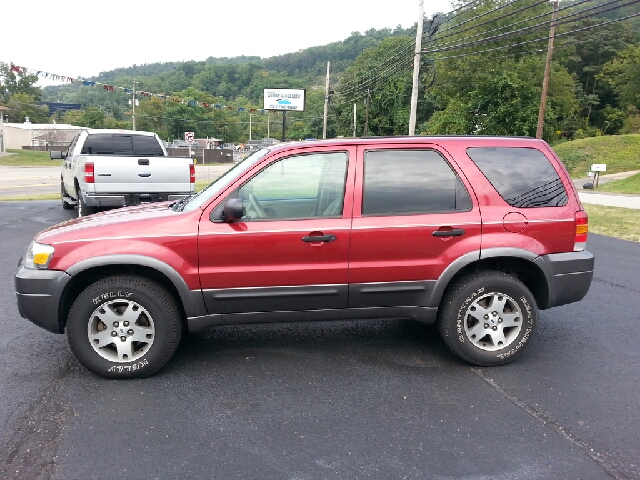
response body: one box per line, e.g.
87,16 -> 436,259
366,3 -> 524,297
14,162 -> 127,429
51,129 -> 195,216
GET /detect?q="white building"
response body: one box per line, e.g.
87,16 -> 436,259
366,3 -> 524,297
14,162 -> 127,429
0,122 -> 84,150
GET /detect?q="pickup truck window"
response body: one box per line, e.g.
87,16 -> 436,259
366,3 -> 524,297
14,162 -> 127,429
362,149 -> 471,216
80,134 -> 165,156
67,135 -> 80,156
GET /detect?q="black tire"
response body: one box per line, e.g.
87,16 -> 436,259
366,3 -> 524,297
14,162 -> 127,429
76,187 -> 97,217
66,276 -> 182,378
438,271 -> 538,366
61,181 -> 74,210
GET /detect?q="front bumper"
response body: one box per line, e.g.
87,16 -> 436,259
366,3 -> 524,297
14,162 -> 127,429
534,251 -> 595,309
15,266 -> 71,333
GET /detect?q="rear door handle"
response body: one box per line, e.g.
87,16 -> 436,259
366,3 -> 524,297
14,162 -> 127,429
432,228 -> 465,237
302,234 -> 337,243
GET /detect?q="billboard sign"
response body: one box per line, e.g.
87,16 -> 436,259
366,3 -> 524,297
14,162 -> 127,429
263,88 -> 306,111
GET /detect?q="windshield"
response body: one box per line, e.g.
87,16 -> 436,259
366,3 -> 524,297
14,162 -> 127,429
181,148 -> 271,212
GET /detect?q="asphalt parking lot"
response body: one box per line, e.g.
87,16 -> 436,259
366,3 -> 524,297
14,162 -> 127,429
0,201 -> 639,480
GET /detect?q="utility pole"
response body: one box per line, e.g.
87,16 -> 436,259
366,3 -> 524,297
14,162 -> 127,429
132,80 -> 137,131
536,0 -> 559,140
281,111 -> 286,142
249,112 -> 252,141
409,0 -> 425,135
353,103 -> 357,137
323,61 -> 331,139
364,89 -> 371,136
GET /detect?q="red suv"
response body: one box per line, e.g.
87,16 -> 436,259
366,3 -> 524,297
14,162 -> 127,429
15,137 -> 594,378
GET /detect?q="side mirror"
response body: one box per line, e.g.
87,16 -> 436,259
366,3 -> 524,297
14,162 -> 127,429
50,150 -> 64,160
223,198 -> 245,222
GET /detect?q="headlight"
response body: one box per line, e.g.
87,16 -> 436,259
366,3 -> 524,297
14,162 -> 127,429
23,242 -> 55,269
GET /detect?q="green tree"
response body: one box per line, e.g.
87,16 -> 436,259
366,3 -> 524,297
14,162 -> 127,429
5,93 -> 49,124
0,63 -> 42,102
599,45 -> 640,110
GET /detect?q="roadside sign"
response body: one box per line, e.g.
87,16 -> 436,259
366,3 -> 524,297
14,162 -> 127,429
184,132 -> 195,143
263,88 -> 306,111
591,164 -> 606,172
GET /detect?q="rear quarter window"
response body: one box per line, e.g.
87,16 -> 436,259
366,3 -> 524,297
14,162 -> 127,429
466,147 -> 568,208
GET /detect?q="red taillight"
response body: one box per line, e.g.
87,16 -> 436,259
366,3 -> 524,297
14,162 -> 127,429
575,211 -> 588,251
84,162 -> 94,184
190,163 -> 195,184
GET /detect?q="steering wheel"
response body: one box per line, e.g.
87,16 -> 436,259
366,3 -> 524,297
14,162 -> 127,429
248,193 -> 267,219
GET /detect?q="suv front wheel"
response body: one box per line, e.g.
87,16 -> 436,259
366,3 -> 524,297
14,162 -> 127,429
438,271 -> 538,366
66,276 -> 182,378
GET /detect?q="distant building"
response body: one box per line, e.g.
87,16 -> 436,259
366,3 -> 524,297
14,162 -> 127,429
37,102 -> 83,116
1,122 -> 84,149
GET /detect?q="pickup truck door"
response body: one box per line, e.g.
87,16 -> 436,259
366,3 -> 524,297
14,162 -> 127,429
197,147 -> 356,316
63,135 -> 82,196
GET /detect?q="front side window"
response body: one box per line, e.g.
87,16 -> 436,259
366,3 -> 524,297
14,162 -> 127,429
362,149 -> 471,216
466,147 -> 568,208
230,152 -> 348,221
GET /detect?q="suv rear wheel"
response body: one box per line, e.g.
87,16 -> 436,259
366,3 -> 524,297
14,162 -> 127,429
438,271 -> 537,366
66,276 -> 182,378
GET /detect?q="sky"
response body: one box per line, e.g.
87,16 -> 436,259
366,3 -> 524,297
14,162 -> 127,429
3,0 -> 454,86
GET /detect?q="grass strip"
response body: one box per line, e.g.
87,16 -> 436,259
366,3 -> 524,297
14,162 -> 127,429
584,204 -> 640,242
552,134 -> 640,178
598,173 -> 640,195
0,149 -> 63,166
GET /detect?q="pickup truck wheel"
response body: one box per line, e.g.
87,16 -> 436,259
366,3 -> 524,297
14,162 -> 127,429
438,271 -> 538,366
66,276 -> 182,378
61,181 -> 74,210
76,187 -> 97,217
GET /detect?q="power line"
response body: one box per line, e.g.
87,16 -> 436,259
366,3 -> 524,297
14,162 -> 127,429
426,0 -> 595,51
421,0 -> 639,56
335,0 -> 490,95
432,10 -> 640,61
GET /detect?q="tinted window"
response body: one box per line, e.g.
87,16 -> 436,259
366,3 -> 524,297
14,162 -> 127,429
466,147 -> 568,208
362,150 -> 471,216
81,134 -> 164,156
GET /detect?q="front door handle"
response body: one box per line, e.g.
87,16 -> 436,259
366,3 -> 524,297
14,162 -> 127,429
432,228 -> 465,237
302,234 -> 337,243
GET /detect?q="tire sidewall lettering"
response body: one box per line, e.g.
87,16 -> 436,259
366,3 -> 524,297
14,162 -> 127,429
456,287 -> 485,343
93,290 -> 133,305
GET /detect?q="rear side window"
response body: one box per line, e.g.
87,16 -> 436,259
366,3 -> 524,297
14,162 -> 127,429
81,134 -> 164,156
362,149 -> 472,216
466,147 -> 568,208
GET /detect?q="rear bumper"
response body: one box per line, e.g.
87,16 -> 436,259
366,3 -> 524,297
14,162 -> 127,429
534,251 -> 594,309
15,266 -> 71,334
83,192 -> 191,207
